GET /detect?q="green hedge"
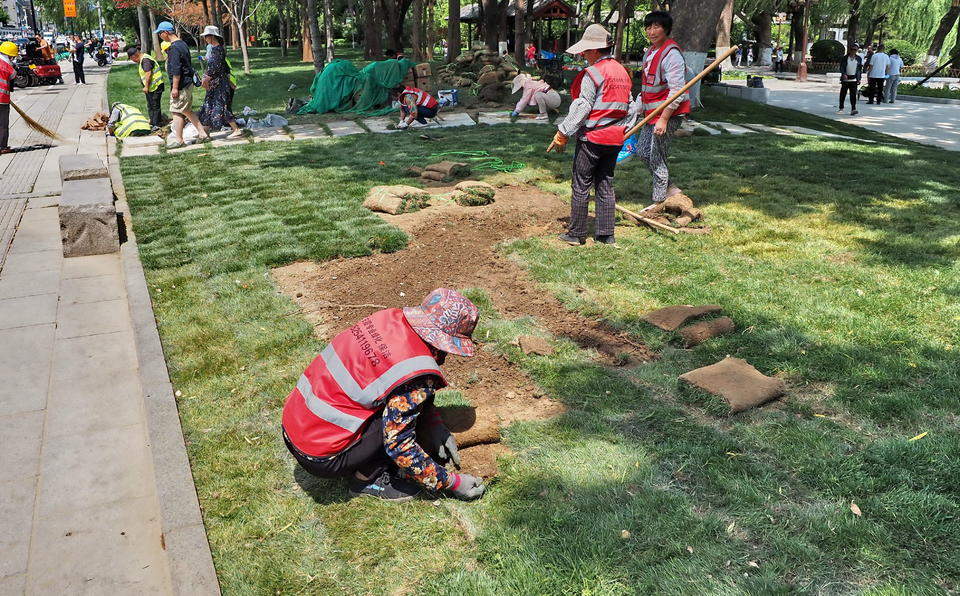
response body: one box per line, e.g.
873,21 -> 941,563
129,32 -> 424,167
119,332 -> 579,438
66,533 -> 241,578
811,39 -> 845,63
884,39 -> 921,66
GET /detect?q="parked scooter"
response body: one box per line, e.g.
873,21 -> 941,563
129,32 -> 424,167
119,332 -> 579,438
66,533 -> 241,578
95,47 -> 108,66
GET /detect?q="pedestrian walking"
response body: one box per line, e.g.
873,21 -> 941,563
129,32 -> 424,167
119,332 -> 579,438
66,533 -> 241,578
0,41 -> 17,155
126,46 -> 164,128
734,47 -> 742,67
865,44 -> 889,104
885,48 -> 904,104
70,36 -> 86,85
155,21 -> 209,147
281,288 -> 486,502
838,43 -> 862,115
774,46 -> 785,73
197,26 -> 243,138
547,23 -> 631,247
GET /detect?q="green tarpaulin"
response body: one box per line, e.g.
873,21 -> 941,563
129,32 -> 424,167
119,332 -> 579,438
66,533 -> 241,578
298,58 -> 417,117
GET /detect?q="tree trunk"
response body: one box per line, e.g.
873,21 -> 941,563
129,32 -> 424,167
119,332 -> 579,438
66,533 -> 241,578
280,0 -> 289,56
148,10 -> 162,59
200,0 -> 211,25
426,0 -> 436,59
482,0 -> 498,50
137,5 -> 150,53
323,0 -> 334,62
715,0 -> 733,68
380,0 -> 412,52
513,0 -> 526,62
862,16 -> 879,48
300,0 -> 313,61
211,0 -> 223,29
231,18 -> 240,49
237,19 -> 252,73
671,0 -> 727,107
306,0 -> 324,70
363,0 -> 382,57
952,16 -> 960,58
412,0 -> 423,60
926,0 -> 960,69
750,11 -> 772,65
613,0 -> 626,59
846,0 -> 859,51
447,0 -> 460,62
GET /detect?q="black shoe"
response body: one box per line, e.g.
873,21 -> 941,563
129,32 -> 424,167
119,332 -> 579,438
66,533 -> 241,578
851,110 -> 859,115
349,470 -> 422,502
558,233 -> 586,245
594,235 -> 616,245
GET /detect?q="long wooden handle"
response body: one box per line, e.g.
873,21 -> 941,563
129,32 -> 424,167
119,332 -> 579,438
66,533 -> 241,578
616,204 -> 680,234
624,44 -> 739,139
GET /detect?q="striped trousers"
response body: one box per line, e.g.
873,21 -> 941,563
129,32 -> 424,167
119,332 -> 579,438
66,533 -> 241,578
636,116 -> 682,203
567,139 -> 619,238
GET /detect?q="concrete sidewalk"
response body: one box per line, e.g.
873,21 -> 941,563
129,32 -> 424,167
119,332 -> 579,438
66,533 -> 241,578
1,67 -> 213,594
721,77 -> 960,151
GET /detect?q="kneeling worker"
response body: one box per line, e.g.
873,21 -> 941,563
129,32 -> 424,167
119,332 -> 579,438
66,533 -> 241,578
107,102 -> 153,139
282,288 -> 487,502
511,73 -> 561,121
392,84 -> 439,129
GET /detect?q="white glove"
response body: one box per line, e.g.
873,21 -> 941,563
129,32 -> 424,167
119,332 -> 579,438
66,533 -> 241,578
397,121 -> 409,129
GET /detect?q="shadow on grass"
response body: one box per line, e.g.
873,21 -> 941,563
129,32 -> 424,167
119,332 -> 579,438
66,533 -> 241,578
293,464 -> 353,505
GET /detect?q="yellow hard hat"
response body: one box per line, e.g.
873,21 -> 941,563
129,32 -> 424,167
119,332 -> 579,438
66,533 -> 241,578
160,41 -> 171,52
0,41 -> 18,57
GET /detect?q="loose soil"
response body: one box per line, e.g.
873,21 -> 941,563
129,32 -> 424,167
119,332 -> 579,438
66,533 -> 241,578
273,184 -> 656,477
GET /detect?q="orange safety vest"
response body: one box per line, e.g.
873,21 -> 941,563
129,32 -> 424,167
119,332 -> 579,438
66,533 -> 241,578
401,86 -> 439,109
570,56 -> 632,146
0,59 -> 13,105
640,39 -> 691,118
282,308 -> 447,457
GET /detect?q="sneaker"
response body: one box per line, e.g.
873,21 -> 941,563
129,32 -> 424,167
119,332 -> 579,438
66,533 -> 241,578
409,121 -> 428,128
888,101 -> 894,104
594,235 -> 616,245
851,109 -> 859,115
837,109 -> 844,114
166,140 -> 185,149
558,233 -> 586,246
227,130 -> 244,139
349,470 -> 421,502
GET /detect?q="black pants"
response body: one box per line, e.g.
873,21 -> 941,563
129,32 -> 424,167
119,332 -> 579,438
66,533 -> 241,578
145,84 -> 164,127
568,139 -> 618,238
839,81 -> 858,110
72,61 -> 85,84
0,104 -> 9,149
282,416 -> 390,481
867,77 -> 885,103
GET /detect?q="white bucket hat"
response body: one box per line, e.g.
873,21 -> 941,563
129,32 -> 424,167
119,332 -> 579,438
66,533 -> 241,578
511,73 -> 530,93
201,25 -> 223,40
566,24 -> 611,55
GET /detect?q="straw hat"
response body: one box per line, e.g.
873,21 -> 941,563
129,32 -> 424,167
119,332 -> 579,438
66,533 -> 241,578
511,73 -> 530,93
566,24 -> 611,55
201,25 -> 223,40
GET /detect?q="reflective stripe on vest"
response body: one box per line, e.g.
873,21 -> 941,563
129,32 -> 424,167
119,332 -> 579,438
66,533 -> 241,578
640,40 -> 691,118
282,308 -> 447,457
114,104 -> 152,138
402,86 -> 438,109
572,56 -> 631,146
0,60 -> 12,105
139,56 -> 164,92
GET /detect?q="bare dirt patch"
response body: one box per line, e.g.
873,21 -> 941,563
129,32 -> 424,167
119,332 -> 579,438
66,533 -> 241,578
273,184 -> 655,478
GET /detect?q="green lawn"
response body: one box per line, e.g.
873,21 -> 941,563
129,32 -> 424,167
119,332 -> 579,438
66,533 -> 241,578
113,55 -> 960,594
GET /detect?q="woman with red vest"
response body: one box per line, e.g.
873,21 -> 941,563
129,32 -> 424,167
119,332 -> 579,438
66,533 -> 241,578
392,84 -> 440,129
547,24 -> 632,247
282,288 -> 487,502
633,11 -> 691,211
0,41 -> 16,155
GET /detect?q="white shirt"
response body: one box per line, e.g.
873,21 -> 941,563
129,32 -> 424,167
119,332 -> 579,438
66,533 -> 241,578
868,52 -> 890,78
888,55 -> 904,76
845,57 -> 858,76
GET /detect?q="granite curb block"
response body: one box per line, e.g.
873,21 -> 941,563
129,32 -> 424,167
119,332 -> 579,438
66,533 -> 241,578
897,94 -> 960,105
109,169 -> 221,594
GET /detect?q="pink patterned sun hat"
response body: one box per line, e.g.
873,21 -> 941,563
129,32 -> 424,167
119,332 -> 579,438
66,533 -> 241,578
403,288 -> 479,357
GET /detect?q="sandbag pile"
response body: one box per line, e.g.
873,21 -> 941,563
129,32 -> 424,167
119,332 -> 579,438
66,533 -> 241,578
363,185 -> 431,215
435,50 -> 521,105
451,180 -> 496,206
81,112 -> 109,131
407,161 -> 472,182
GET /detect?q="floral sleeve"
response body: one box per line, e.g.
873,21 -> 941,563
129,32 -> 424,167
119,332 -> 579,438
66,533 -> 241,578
382,376 -> 453,491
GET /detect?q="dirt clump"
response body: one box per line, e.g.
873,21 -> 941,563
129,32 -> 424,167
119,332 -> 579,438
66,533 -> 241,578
678,316 -> 736,347
644,304 -> 723,331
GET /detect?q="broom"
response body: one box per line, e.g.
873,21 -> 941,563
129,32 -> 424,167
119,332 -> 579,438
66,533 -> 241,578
9,101 -> 65,142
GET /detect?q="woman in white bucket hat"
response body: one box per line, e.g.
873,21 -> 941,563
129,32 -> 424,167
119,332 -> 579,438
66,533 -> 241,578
198,25 -> 244,139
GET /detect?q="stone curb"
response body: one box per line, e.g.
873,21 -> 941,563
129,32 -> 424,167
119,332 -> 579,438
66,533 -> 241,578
108,158 -> 221,594
897,94 -> 960,105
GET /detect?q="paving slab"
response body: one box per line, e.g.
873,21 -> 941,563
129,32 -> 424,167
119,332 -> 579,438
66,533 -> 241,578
0,324 -> 55,415
0,269 -> 60,299
0,410 -> 44,482
0,293 -> 59,329
477,110 -> 546,125
741,123 -> 799,135
705,121 -> 757,135
435,111 -> 479,128
326,119 -> 366,136
121,144 -> 161,157
251,127 -> 292,142
61,253 -> 120,279
121,134 -> 164,148
688,120 -> 722,135
56,297 -> 129,339
209,135 -> 251,148
0,478 -> 35,578
364,117 -> 403,134
60,273 -> 125,304
59,154 -> 108,181
780,125 -> 876,143
167,142 -> 208,153
288,124 -> 329,140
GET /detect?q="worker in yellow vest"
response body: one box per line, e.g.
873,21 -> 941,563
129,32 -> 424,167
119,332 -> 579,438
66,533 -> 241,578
107,102 -> 153,139
126,46 -> 165,128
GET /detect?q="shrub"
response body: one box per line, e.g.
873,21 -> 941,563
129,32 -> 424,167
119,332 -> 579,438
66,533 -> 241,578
811,39 -> 845,63
884,39 -> 921,66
